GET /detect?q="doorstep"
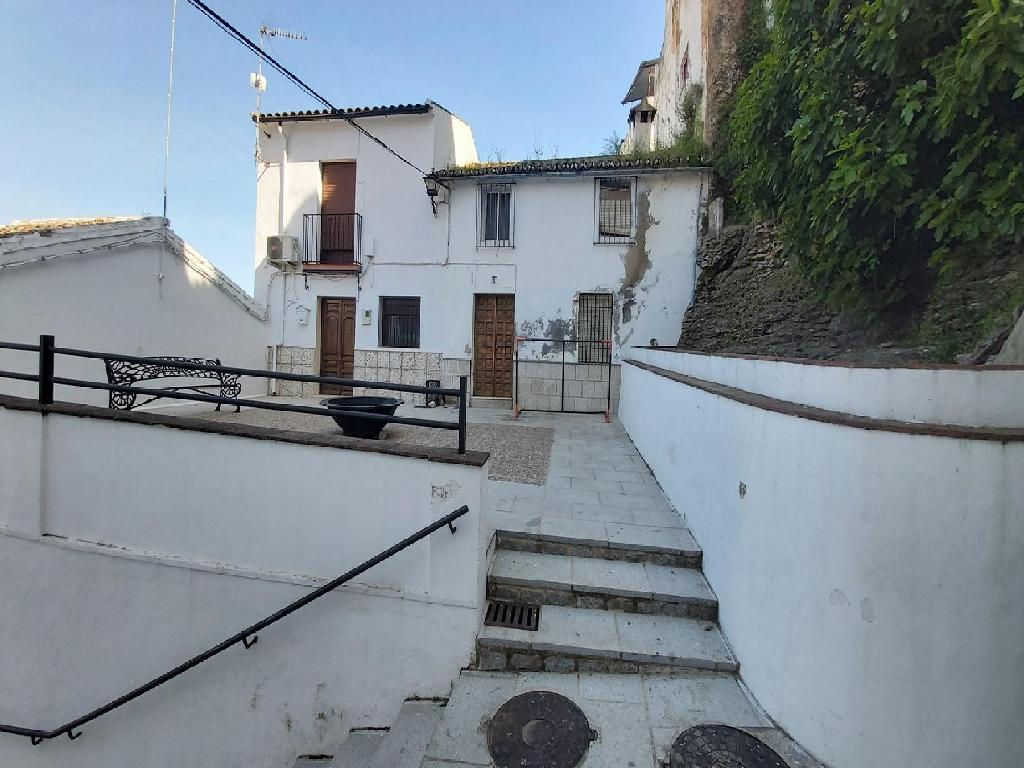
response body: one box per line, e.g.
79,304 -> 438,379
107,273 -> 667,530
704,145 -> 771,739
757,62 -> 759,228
471,396 -> 512,410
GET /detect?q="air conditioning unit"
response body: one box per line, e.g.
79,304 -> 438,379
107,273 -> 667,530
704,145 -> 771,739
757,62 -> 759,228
266,235 -> 300,267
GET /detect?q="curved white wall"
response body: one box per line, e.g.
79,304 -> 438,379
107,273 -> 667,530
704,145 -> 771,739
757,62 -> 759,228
619,360 -> 1024,768
0,402 -> 488,768
629,347 -> 1024,427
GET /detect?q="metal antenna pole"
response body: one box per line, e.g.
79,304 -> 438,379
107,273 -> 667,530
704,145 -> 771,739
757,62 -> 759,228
159,0 -> 178,298
253,25 -> 306,168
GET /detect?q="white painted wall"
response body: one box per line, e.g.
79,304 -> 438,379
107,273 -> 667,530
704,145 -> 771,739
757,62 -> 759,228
0,219 -> 268,407
618,358 -> 1024,768
654,0 -> 704,144
444,171 -> 704,363
0,403 -> 488,768
630,346 -> 1024,427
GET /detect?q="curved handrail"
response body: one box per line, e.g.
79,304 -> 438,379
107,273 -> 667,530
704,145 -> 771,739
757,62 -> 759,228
0,505 -> 470,745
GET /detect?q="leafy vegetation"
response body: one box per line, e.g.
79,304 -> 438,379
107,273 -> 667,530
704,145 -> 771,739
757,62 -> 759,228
718,0 -> 1024,314
607,84 -> 708,166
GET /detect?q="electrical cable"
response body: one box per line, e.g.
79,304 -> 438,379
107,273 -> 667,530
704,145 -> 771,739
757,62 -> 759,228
185,0 -> 432,177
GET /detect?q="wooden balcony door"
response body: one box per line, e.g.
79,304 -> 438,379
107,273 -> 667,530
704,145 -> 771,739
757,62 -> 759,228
320,162 -> 356,264
473,294 -> 515,398
319,297 -> 356,395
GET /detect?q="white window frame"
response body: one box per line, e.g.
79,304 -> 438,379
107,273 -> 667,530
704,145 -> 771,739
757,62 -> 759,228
477,182 -> 515,247
594,176 -> 637,244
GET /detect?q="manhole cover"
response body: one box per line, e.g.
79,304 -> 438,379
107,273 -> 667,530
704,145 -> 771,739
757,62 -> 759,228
486,691 -> 597,768
669,725 -> 788,768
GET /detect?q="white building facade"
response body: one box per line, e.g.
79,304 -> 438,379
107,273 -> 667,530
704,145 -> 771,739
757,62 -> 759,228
255,104 -> 706,413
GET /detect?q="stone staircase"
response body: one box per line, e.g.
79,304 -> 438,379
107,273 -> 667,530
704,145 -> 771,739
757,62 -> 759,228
295,699 -> 445,768
474,523 -> 737,675
296,520 -> 826,768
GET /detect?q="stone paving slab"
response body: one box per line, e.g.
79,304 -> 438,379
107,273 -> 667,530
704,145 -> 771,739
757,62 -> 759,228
604,523 -> 700,555
614,613 -> 737,672
326,729 -> 387,768
368,700 -> 445,768
423,670 -> 776,768
529,605 -> 621,658
494,515 -> 700,556
478,605 -> 734,671
490,551 -> 717,607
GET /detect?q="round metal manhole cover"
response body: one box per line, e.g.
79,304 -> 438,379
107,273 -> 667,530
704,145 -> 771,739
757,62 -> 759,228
486,690 -> 597,768
669,725 -> 788,768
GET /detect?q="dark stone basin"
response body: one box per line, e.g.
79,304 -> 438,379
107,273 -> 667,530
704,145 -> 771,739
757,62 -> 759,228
320,396 -> 404,439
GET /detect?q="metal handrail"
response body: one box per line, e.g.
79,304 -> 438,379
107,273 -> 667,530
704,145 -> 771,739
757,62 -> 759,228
0,504 -> 470,745
0,337 -> 469,453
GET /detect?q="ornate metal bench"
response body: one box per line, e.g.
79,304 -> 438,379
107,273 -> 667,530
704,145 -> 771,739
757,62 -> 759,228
103,357 -> 241,411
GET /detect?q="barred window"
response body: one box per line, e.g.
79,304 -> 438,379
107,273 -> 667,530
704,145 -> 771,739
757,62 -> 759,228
595,177 -> 635,243
479,183 -> 514,247
380,297 -> 420,348
577,293 -> 613,363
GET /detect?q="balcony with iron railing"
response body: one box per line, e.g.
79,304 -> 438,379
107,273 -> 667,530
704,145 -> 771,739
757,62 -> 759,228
302,213 -> 362,273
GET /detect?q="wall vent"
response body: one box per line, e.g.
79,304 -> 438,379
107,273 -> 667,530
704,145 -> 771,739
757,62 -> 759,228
484,601 -> 540,631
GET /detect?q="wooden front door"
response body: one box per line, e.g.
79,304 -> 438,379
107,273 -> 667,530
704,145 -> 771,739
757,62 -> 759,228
473,294 -> 515,398
320,162 -> 356,264
319,297 -> 356,394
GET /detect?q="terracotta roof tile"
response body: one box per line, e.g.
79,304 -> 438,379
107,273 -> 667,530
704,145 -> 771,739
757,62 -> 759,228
434,155 -> 705,179
256,103 -> 431,123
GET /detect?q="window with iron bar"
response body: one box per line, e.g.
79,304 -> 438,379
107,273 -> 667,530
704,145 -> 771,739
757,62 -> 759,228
595,177 -> 635,243
478,183 -> 514,247
380,297 -> 420,348
576,293 -> 613,363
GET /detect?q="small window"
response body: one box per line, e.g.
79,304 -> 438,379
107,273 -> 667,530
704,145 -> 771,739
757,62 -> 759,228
479,183 -> 514,247
577,293 -> 613,363
595,177 -> 635,243
380,297 -> 420,348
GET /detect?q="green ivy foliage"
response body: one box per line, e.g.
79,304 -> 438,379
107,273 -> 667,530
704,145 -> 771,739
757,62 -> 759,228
719,0 -> 1024,313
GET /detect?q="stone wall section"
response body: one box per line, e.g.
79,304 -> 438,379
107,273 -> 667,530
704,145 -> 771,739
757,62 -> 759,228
270,346 -> 319,397
516,362 -> 621,413
353,350 -> 443,406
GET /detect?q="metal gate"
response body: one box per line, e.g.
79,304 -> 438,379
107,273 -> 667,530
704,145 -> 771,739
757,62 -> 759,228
513,294 -> 614,421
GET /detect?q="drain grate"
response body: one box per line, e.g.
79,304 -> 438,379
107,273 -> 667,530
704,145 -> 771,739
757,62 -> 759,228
484,601 -> 541,631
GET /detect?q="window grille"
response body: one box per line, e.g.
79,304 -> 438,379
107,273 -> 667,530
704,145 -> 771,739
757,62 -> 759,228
596,178 -> 634,243
380,297 -> 420,348
479,183 -> 514,247
577,293 -> 613,363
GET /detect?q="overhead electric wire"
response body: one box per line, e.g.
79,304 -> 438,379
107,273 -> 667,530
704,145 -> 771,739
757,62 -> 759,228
185,0 -> 432,177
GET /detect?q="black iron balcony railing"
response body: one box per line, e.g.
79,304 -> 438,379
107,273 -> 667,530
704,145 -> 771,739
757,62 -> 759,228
303,212 -> 362,269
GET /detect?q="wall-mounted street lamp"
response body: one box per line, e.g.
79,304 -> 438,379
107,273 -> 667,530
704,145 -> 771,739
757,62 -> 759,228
423,174 -> 450,215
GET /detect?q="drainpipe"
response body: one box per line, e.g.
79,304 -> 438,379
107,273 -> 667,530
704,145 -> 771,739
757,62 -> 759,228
270,124 -> 290,395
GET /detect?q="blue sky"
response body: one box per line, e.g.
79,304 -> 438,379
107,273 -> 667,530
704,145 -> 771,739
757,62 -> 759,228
1,1 -> 663,291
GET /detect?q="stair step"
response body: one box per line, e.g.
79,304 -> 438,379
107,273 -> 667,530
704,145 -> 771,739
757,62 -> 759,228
476,605 -> 737,674
488,550 -> 717,620
326,729 -> 387,768
369,700 -> 445,768
494,518 -> 702,568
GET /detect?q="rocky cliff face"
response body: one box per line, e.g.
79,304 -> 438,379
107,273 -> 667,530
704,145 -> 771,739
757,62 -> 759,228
677,223 -> 1023,363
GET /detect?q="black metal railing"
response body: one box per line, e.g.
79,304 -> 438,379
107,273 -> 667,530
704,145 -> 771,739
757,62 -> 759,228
0,336 -> 468,453
302,212 -> 362,268
0,504 -> 469,744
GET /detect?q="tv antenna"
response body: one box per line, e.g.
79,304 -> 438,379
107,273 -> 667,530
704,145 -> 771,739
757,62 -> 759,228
252,24 -> 308,165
